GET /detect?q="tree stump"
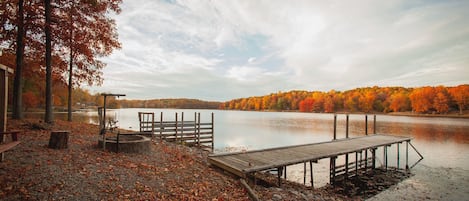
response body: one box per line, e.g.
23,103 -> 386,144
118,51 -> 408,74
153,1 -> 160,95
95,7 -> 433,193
48,130 -> 70,149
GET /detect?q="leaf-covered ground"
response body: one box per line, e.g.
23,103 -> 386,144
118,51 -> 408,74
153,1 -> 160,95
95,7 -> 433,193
0,119 -> 353,200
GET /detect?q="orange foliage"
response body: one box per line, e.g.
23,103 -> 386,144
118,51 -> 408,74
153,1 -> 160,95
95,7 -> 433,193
448,85 -> 469,114
22,91 -> 39,111
389,93 -> 409,112
222,85 -> 466,114
409,87 -> 435,113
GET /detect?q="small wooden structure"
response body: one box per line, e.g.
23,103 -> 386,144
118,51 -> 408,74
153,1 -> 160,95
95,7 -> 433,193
136,112 -> 214,151
0,64 -> 20,162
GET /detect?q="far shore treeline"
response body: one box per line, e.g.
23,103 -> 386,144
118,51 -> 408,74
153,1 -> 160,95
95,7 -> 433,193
11,84 -> 469,115
221,85 -> 469,115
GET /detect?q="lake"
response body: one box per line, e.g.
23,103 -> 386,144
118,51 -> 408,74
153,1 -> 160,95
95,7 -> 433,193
30,108 -> 469,191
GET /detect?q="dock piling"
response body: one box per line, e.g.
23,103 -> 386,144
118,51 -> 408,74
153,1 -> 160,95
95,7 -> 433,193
333,114 -> 337,140
365,115 -> 368,135
373,115 -> 377,134
346,114 -> 349,138
310,161 -> 314,188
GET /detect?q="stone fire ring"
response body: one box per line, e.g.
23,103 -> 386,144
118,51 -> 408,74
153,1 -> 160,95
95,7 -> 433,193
98,135 -> 151,153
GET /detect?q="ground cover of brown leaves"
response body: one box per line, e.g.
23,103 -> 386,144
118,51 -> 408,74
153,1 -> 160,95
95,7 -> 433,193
0,118 -> 400,200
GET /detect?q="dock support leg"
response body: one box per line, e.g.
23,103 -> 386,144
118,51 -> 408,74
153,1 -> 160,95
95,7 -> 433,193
406,141 -> 409,170
303,162 -> 306,185
384,146 -> 388,170
355,152 -> 359,176
284,166 -> 287,179
397,143 -> 400,169
310,161 -> 314,188
365,149 -> 368,171
345,153 -> 349,179
277,167 -> 282,187
372,148 -> 376,169
330,157 -> 336,185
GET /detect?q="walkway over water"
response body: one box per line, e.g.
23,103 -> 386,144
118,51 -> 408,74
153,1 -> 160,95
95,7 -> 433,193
209,134 -> 414,182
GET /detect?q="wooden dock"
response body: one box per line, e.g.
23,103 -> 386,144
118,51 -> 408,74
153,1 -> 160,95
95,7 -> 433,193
137,112 -> 214,151
209,134 -> 419,186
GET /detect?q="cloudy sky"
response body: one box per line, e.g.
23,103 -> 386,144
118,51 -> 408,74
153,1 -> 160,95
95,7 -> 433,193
90,0 -> 469,101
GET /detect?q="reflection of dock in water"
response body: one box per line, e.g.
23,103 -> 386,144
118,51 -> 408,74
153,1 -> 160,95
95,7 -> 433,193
209,114 -> 423,189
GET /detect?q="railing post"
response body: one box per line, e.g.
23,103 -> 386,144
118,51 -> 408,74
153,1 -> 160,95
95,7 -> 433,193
175,112 -> 178,142
181,112 -> 184,143
197,112 -> 201,146
160,112 -> 163,140
211,112 -> 214,151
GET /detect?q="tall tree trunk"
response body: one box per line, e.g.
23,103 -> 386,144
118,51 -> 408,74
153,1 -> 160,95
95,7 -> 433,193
44,0 -> 53,124
12,0 -> 25,120
67,4 -> 74,122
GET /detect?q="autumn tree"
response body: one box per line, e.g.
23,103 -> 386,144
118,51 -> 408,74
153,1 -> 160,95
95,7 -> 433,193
449,85 -> 469,115
359,91 -> 376,113
12,0 -> 25,119
389,92 -> 409,112
433,92 -> 449,114
299,98 -> 314,112
53,0 -> 121,121
409,87 -> 435,113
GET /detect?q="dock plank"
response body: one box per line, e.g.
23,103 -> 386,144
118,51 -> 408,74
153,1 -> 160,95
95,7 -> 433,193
208,134 -> 411,177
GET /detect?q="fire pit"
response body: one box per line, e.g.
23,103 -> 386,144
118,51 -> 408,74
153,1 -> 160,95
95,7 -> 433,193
98,135 -> 151,153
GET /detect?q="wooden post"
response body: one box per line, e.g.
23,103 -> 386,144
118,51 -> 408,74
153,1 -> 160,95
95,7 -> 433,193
364,149 -> 368,171
345,153 -> 349,178
211,112 -> 214,151
197,113 -> 201,146
355,152 -> 359,175
48,131 -> 70,149
284,166 -> 287,179
310,161 -> 314,188
384,145 -> 388,170
181,112 -> 184,143
160,112 -> 163,140
365,115 -> 368,135
373,115 -> 377,134
397,143 -> 400,169
0,65 -> 12,161
345,114 -> 349,138
175,112 -> 178,142
372,148 -> 376,169
333,114 -> 337,140
194,112 -> 197,144
330,156 -> 336,185
303,162 -> 306,185
406,141 -> 409,170
277,167 -> 282,187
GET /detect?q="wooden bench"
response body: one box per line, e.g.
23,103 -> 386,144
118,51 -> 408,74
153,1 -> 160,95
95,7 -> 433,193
0,130 -> 21,156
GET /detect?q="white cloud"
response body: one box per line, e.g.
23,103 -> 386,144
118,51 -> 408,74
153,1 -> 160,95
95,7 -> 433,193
91,0 -> 469,101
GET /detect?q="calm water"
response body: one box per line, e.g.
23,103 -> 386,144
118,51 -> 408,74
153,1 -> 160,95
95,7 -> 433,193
32,108 -> 469,187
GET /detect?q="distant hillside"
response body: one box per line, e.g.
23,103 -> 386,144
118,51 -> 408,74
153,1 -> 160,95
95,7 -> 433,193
119,98 -> 221,109
220,85 -> 469,115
